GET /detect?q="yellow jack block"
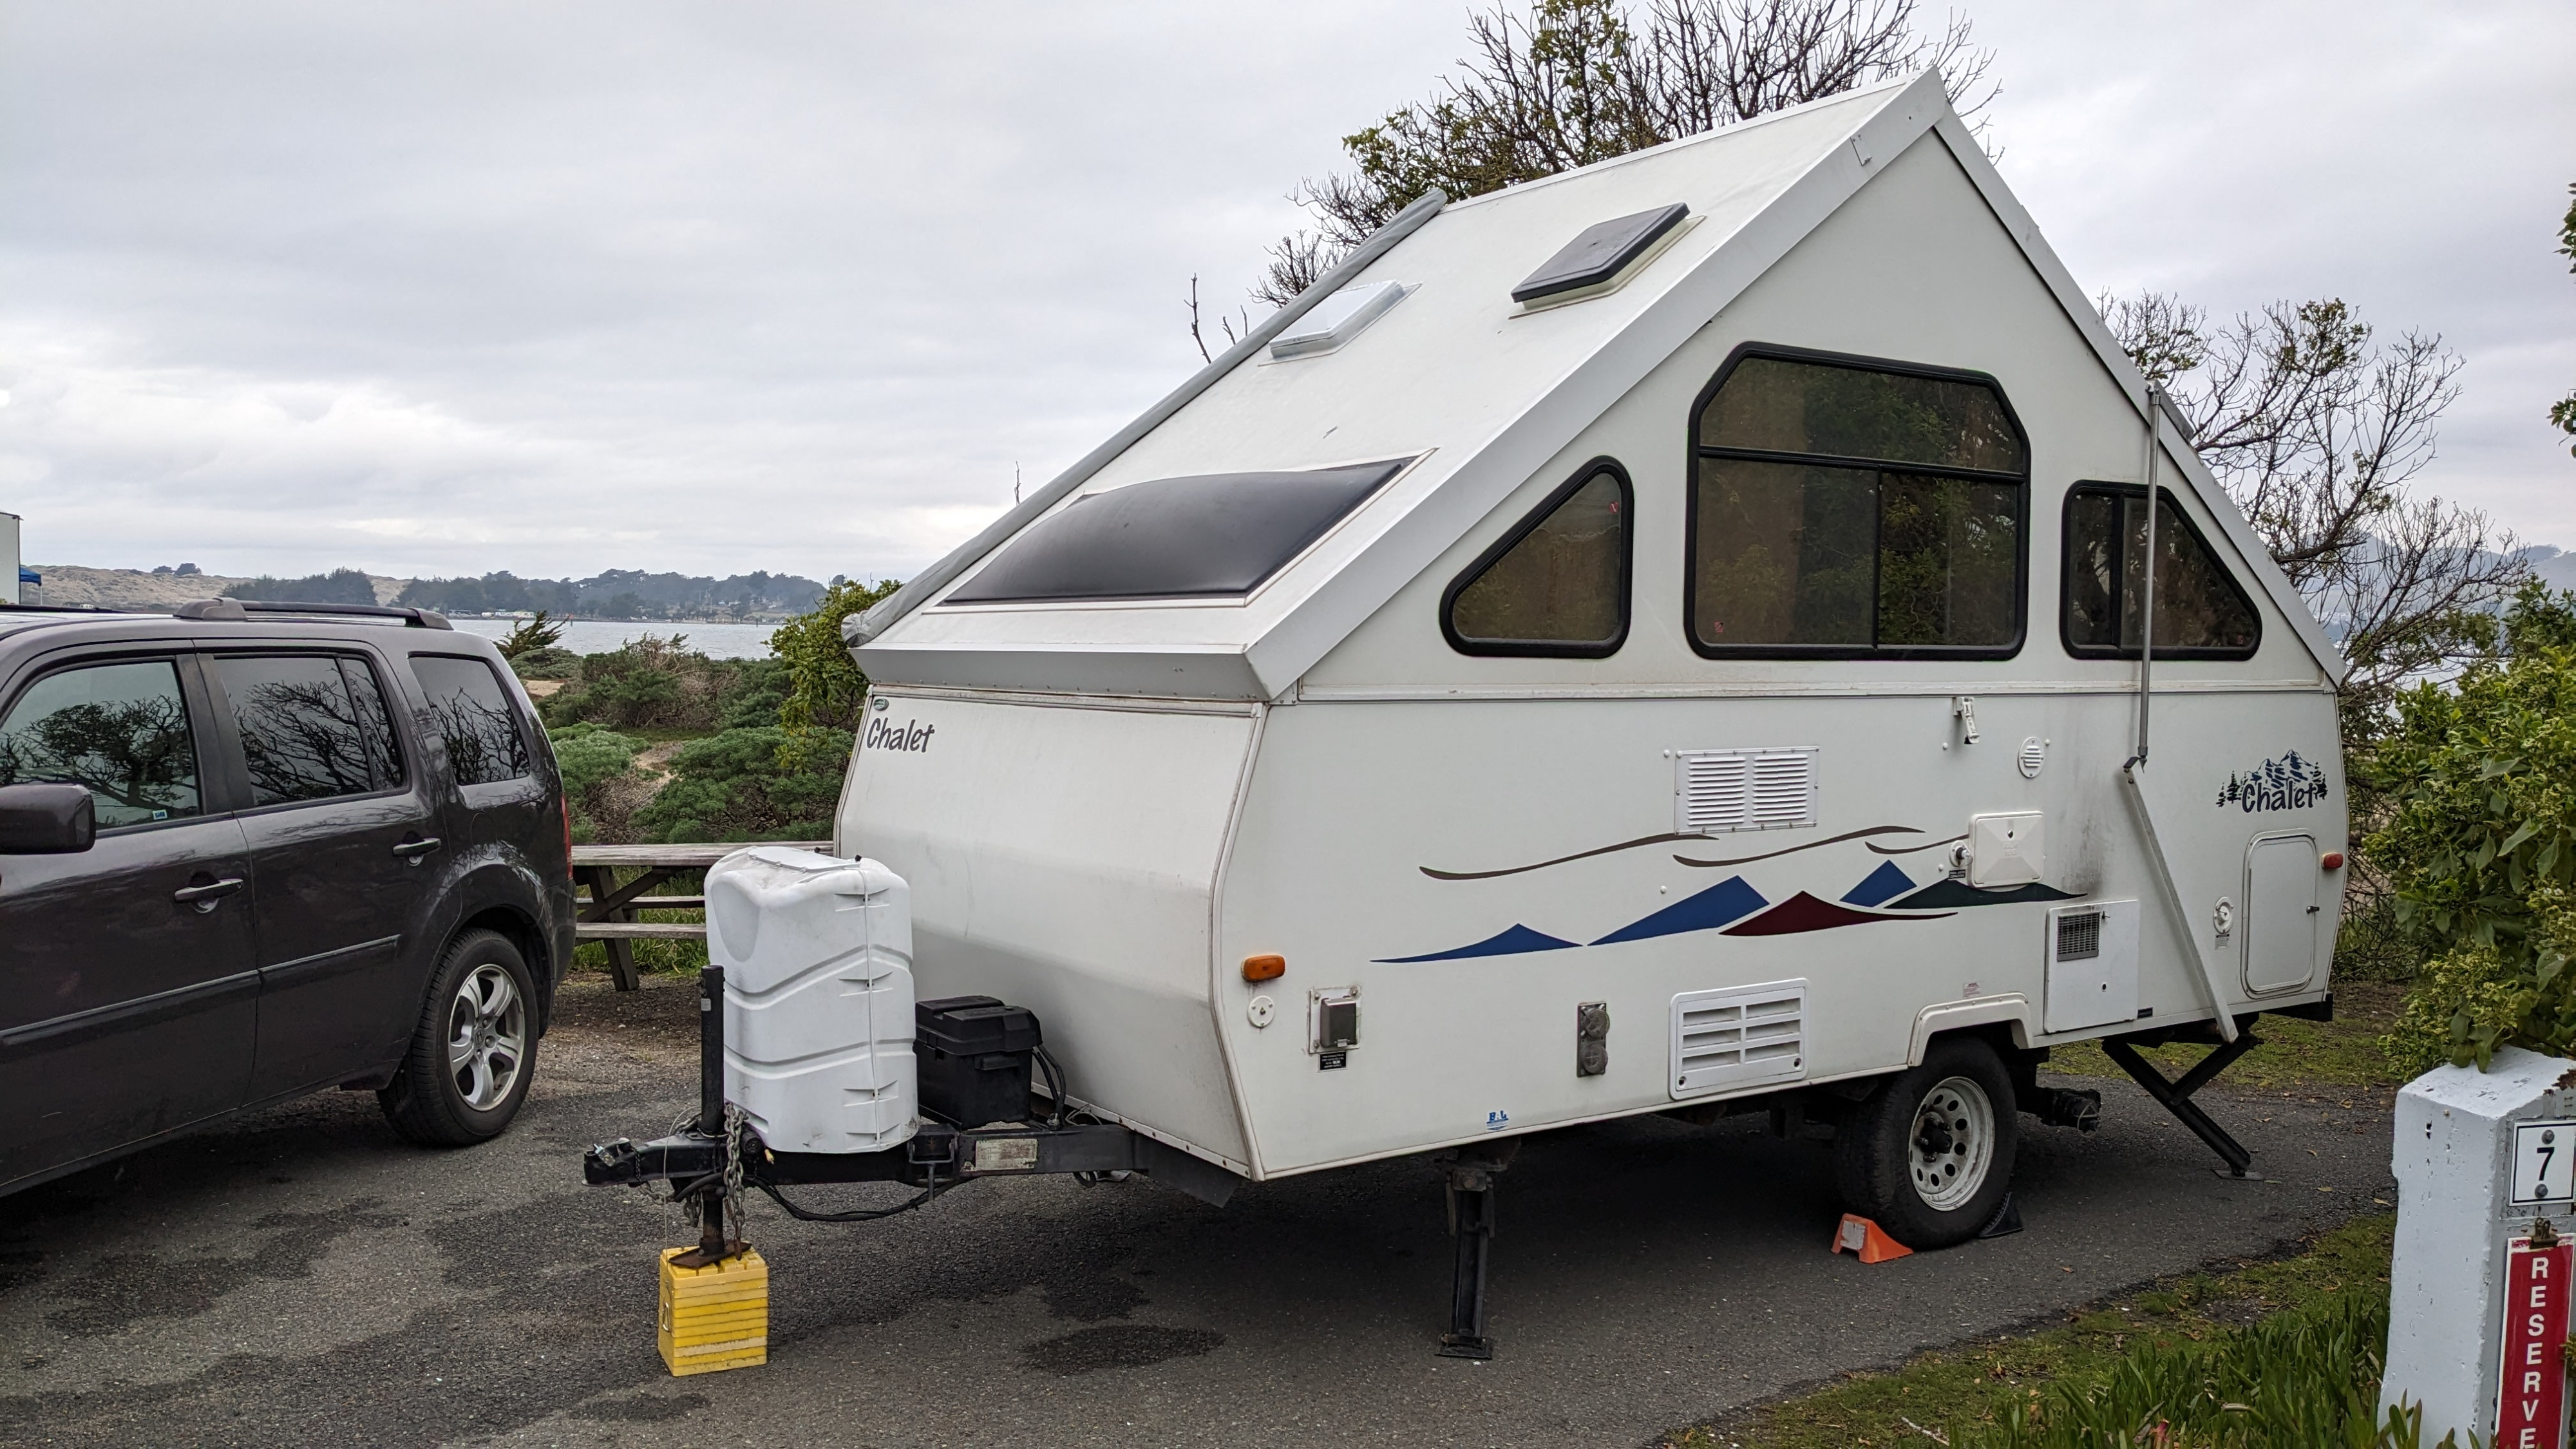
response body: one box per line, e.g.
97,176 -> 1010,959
658,1245 -> 769,1376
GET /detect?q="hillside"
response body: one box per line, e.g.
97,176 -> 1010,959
23,565 -> 404,610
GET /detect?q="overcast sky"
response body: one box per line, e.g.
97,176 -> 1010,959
2,1 -> 2568,583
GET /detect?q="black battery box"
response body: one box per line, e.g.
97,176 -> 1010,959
915,995 -> 1043,1126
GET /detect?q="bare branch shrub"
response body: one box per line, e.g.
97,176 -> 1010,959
1258,0 -> 1995,303
2101,292 -> 2523,719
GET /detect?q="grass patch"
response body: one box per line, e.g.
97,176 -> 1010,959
2043,980 -> 2407,1092
1668,1217 -> 2401,1448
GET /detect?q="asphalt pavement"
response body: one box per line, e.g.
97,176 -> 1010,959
0,971 -> 2397,1448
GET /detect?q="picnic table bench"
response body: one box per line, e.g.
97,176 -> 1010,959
572,841 -> 829,990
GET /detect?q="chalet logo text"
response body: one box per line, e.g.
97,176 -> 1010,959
866,717 -> 934,753
2217,751 -> 2328,812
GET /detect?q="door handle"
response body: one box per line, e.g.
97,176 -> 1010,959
173,876 -> 244,911
392,837 -> 444,860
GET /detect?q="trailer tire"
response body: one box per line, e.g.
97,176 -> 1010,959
379,929 -> 538,1147
1833,1036 -> 2016,1249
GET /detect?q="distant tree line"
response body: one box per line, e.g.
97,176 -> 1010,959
393,569 -> 826,620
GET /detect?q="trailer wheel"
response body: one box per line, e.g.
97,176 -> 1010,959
1833,1036 -> 2016,1249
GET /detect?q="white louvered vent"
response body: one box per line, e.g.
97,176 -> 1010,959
1669,980 -> 1808,1099
1674,747 -> 1817,835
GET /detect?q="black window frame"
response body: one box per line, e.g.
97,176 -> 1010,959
1683,343 -> 2032,662
2058,481 -> 2263,662
0,649 -> 215,833
1439,457 -> 1635,659
198,647 -> 415,815
408,652 -> 536,788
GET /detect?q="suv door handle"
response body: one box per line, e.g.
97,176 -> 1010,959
173,876 -> 245,910
392,837 -> 443,860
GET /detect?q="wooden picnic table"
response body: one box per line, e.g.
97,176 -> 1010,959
571,841 -> 830,990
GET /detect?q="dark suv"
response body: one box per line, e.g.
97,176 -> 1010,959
0,599 -> 575,1195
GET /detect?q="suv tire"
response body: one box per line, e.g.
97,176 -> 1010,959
1833,1036 -> 2016,1249
380,929 -> 538,1146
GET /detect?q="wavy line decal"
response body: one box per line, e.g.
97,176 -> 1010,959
1589,876 -> 1767,945
1667,825 -> 1926,869
1868,832 -> 1967,857
1374,923 -> 1582,963
1419,831 -> 1697,882
1428,824 -> 1927,882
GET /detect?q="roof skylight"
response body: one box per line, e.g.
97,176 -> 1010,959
1511,203 -> 1690,304
1269,280 -> 1410,361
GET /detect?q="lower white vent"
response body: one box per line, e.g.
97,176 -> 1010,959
1674,747 -> 1817,834
1669,980 -> 1808,1099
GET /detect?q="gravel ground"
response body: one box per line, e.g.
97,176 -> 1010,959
0,971 -> 2396,1448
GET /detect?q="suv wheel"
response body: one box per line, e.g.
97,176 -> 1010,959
1832,1036 -> 2016,1249
380,929 -> 537,1146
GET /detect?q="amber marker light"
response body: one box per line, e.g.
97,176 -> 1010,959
1242,954 -> 1286,982
2321,852 -> 2345,870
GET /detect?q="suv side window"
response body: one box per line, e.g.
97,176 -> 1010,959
410,655 -> 531,786
208,654 -> 399,806
0,658 -> 204,828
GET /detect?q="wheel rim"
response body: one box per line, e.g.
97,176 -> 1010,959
446,963 -> 526,1112
1908,1075 -> 1996,1213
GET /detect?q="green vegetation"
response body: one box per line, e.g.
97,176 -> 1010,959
495,611 -> 565,659
1672,1218 -> 2450,1448
2363,582 -> 2576,1070
2045,981 -> 2405,1093
535,585 -> 899,975
397,566 -> 827,620
228,567 -> 379,605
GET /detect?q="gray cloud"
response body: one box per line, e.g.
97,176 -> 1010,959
1,1 -> 2569,583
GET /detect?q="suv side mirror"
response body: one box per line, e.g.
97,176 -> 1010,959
0,783 -> 97,853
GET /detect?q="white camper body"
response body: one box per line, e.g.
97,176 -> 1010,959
838,72 -> 2346,1186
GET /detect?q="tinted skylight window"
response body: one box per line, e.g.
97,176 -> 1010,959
1511,203 -> 1689,303
1270,281 -> 1410,360
945,459 -> 1413,605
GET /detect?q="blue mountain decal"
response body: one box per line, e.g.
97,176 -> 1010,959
1591,876 -> 1769,945
1376,923 -> 1580,963
1841,860 -> 1917,908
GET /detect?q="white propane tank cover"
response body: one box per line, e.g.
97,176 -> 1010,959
706,846 -> 916,1153
1966,811 -> 2044,887
2383,1046 -> 2576,1443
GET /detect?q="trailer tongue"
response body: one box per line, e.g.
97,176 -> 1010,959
580,943 -> 1510,1364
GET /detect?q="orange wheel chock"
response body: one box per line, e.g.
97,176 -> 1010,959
1830,1213 -> 1915,1264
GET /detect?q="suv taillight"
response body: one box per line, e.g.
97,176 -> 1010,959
560,794 -> 573,871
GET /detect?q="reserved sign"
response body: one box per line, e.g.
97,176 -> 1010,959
2498,1236 -> 2573,1448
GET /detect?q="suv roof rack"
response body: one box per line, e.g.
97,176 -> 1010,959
0,602 -> 126,614
174,598 -> 455,630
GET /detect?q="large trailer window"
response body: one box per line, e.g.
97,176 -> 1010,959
2061,484 -> 2260,658
1443,460 -> 1631,656
1688,348 -> 2027,659
947,459 -> 1410,605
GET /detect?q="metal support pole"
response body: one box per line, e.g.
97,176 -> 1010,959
1434,1144 -> 1515,1359
2101,1032 -> 2262,1179
674,966 -> 735,1267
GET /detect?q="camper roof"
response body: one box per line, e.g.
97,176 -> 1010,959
855,70 -> 2344,699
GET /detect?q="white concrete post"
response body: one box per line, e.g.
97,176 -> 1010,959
2383,1046 -> 2576,1443
0,511 -> 19,605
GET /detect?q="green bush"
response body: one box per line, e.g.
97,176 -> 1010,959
540,634 -> 750,732
547,723 -> 642,843
630,725 -> 851,844
510,645 -> 582,680
772,577 -> 898,766
2365,582 -> 2576,1068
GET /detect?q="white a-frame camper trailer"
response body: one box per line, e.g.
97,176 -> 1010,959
587,70 -> 2349,1359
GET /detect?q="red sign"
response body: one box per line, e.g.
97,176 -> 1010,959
2498,1237 -> 2573,1448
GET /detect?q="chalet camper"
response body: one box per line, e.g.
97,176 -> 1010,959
587,70 -> 2347,1359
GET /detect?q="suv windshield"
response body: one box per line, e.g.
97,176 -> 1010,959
945,459 -> 1411,605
